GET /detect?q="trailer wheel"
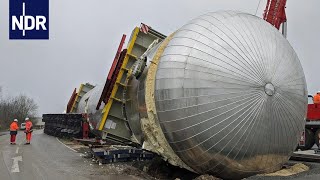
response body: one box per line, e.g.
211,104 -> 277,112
298,129 -> 315,150
315,129 -> 320,147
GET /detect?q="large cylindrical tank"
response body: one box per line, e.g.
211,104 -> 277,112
76,10 -> 307,179
126,11 -> 307,179
77,85 -> 104,130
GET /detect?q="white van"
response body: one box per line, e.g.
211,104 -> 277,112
20,123 -> 26,130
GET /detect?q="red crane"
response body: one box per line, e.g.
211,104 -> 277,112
263,0 -> 287,37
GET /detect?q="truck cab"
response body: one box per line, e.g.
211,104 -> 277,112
299,95 -> 320,150
307,95 -> 320,120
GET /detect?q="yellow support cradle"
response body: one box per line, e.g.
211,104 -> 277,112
98,27 -> 140,130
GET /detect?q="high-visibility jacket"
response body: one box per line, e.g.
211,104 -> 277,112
25,121 -> 33,132
314,94 -> 320,104
10,122 -> 19,131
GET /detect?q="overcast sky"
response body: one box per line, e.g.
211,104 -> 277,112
0,0 -> 319,115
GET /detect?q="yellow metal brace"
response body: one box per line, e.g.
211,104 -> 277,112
127,53 -> 138,60
70,83 -> 84,113
98,27 -> 140,130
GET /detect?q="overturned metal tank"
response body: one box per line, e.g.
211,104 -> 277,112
75,11 -> 307,179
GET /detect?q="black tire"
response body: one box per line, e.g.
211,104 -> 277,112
315,129 -> 320,147
298,129 -> 315,150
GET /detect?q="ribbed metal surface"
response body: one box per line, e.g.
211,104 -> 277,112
125,43 -> 163,144
154,11 -> 307,178
77,85 -> 103,130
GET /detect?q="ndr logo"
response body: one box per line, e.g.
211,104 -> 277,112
9,0 -> 49,39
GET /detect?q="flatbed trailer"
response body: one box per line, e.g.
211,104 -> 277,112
90,145 -> 155,165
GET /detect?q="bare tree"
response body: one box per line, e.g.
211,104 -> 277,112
0,93 -> 38,130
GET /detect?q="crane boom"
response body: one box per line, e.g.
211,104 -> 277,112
263,0 -> 287,36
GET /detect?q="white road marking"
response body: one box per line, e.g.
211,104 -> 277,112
11,156 -> 22,173
15,147 -> 19,154
55,137 -> 77,153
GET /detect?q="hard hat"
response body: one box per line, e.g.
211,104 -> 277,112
14,119 -> 18,122
25,117 -> 30,121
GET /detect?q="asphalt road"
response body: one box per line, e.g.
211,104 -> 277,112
4,130 -> 320,180
0,130 -> 142,180
0,131 -> 9,136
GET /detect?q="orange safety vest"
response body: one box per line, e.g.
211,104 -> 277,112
10,122 -> 19,131
25,121 -> 33,132
314,94 -> 320,104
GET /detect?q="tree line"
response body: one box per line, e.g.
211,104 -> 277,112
0,87 -> 38,130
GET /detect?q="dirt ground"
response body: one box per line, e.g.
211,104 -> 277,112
60,139 -> 312,180
59,138 -> 217,180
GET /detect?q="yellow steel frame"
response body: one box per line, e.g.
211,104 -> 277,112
98,27 -> 140,130
70,83 -> 84,113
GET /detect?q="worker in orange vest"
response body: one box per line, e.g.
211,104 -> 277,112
10,119 -> 19,145
24,118 -> 33,144
314,91 -> 320,104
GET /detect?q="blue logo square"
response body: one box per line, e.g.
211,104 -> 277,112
9,0 -> 49,40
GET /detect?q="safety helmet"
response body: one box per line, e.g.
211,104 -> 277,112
13,119 -> 18,122
25,117 -> 30,121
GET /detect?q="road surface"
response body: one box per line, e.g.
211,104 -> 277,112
0,130 -> 142,180
5,130 -> 320,180
0,131 -> 9,136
